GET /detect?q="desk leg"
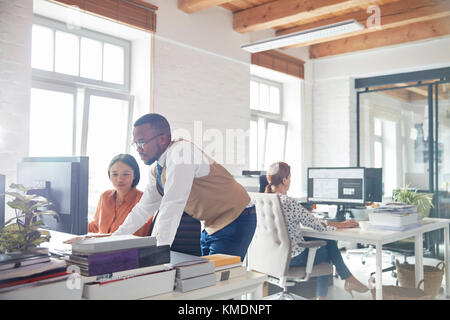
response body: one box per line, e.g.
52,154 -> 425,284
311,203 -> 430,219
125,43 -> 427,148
445,225 -> 450,298
414,233 -> 424,289
375,243 -> 383,300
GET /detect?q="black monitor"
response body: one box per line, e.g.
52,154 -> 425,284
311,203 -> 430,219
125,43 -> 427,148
0,174 -> 5,228
307,167 -> 382,221
236,170 -> 268,193
17,157 -> 89,235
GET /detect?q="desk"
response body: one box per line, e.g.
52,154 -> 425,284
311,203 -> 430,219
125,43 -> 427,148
38,230 -> 267,300
146,271 -> 267,300
301,218 -> 450,300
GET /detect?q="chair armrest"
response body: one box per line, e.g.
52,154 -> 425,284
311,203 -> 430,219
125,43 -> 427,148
298,240 -> 327,248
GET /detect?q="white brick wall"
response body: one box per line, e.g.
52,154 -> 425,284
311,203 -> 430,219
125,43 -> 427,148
153,36 -> 251,175
312,77 -> 357,167
0,0 -> 33,220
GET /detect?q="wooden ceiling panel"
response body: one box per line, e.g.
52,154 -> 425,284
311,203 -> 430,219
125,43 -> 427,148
233,0 -> 383,33
179,0 -> 450,59
309,16 -> 450,58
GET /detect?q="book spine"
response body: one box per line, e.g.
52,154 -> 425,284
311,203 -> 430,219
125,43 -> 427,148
85,245 -> 171,276
138,245 -> 170,266
87,250 -> 139,276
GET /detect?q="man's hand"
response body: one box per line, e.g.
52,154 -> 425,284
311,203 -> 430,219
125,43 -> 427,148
63,233 -> 111,244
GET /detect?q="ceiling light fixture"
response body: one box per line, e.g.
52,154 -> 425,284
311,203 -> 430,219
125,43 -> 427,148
241,19 -> 364,53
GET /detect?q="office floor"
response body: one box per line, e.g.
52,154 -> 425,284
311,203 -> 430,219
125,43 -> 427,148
268,247 -> 449,300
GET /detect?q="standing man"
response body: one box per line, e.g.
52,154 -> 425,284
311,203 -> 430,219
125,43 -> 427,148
113,113 -> 256,260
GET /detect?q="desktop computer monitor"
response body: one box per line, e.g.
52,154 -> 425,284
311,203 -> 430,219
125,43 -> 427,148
17,157 -> 89,235
235,171 -> 268,193
307,167 -> 382,220
0,174 -> 5,228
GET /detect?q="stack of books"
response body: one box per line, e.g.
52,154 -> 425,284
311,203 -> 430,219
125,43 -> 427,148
170,251 -> 216,292
0,248 -> 81,299
368,203 -> 421,231
203,254 -> 246,282
68,235 -> 175,299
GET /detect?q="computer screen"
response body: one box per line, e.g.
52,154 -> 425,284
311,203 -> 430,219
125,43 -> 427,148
307,167 -> 382,206
236,170 -> 268,193
0,174 -> 5,228
17,157 -> 89,235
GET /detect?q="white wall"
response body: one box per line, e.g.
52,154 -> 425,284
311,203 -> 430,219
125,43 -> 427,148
310,36 -> 450,167
0,0 -> 33,220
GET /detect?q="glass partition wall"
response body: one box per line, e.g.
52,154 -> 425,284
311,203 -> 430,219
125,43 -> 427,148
356,67 -> 450,259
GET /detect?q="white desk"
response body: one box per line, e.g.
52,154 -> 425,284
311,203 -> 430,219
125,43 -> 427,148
39,230 -> 268,300
301,218 -> 450,300
146,271 -> 268,300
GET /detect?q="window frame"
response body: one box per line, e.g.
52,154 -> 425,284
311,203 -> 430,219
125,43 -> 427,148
250,75 -> 284,120
80,88 -> 135,156
31,79 -> 79,155
249,76 -> 288,170
32,15 -> 131,92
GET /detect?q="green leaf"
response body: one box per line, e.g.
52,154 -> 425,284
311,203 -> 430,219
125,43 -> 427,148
5,191 -> 27,202
9,183 -> 28,192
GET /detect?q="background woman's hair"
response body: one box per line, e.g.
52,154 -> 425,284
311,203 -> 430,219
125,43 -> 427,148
108,154 -> 141,188
265,162 -> 291,193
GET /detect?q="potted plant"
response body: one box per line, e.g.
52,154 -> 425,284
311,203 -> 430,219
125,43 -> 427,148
393,185 -> 434,218
0,183 -> 59,253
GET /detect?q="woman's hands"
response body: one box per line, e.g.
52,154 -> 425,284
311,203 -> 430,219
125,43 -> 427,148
328,219 -> 359,229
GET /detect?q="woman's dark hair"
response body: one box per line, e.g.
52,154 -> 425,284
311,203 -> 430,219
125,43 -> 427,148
265,162 -> 291,193
108,154 -> 140,188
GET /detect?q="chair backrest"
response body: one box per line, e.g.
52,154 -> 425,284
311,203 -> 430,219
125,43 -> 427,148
247,192 -> 291,279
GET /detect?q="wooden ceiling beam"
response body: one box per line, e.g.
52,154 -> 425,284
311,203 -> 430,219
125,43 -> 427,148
309,16 -> 450,58
277,0 -> 450,36
276,0 -> 450,49
233,0 -> 377,33
178,0 -> 232,13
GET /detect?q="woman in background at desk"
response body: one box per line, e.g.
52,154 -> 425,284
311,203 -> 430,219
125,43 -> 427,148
265,161 -> 369,300
88,154 -> 152,236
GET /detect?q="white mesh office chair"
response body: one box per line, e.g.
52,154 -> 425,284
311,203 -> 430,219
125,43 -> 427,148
247,192 -> 333,300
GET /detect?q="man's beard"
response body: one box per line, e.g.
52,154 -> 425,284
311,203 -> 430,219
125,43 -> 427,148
144,157 -> 158,165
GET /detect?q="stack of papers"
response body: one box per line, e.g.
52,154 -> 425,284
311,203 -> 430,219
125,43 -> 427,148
373,203 -> 418,215
203,254 -> 246,282
170,251 -> 216,293
369,203 -> 421,231
0,249 -> 80,299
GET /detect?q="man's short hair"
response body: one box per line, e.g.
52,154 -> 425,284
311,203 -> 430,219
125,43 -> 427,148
134,113 -> 171,140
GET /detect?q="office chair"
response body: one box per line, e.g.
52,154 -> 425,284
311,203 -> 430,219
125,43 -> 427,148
247,192 -> 333,300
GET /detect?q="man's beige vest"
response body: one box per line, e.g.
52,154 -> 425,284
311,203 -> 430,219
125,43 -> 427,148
152,140 -> 250,235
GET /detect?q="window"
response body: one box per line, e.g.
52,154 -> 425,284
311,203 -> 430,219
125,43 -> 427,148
373,117 -> 397,197
249,76 -> 287,170
30,16 -> 134,217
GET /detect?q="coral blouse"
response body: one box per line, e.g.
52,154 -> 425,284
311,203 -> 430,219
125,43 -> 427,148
88,188 -> 153,237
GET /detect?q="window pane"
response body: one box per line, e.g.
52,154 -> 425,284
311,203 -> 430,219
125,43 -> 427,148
257,118 -> 266,170
374,118 -> 382,136
259,83 -> 270,112
374,141 -> 382,168
103,43 -> 124,84
55,31 -> 79,76
250,81 -> 259,110
269,86 -> 280,114
80,37 -> 102,80
29,88 -> 74,156
249,120 -> 258,170
86,95 -> 129,214
32,25 -> 54,71
264,122 -> 286,169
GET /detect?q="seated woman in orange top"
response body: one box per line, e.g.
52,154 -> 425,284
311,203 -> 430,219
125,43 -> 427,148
88,154 -> 152,237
